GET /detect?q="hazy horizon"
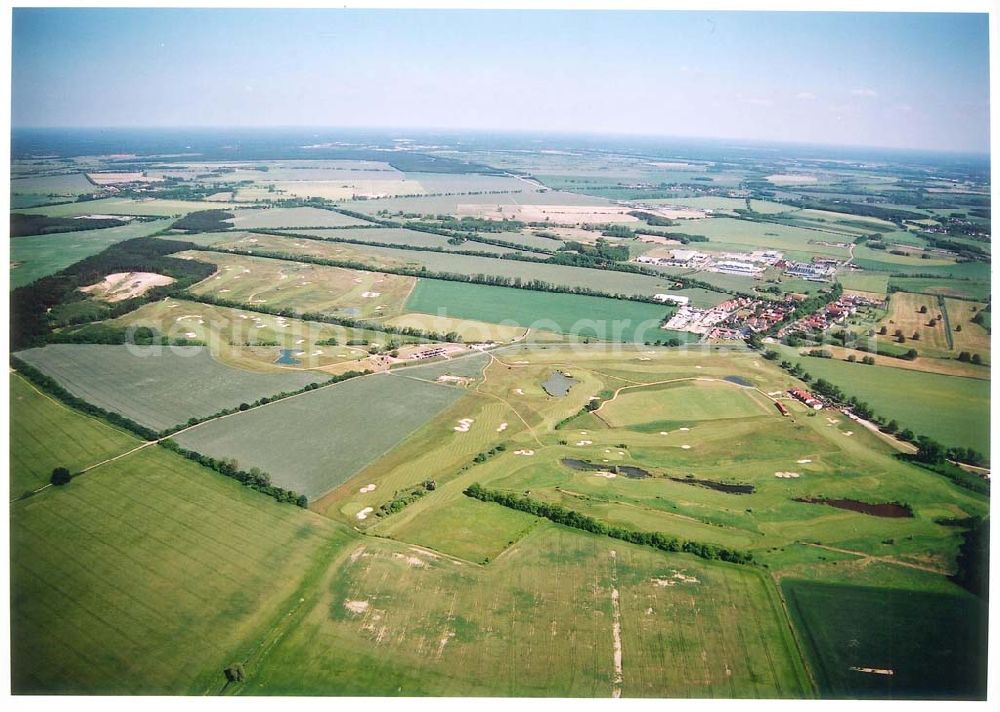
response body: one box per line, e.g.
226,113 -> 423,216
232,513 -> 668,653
12,9 -> 990,154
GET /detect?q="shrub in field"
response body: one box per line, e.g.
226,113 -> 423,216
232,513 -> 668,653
50,467 -> 71,486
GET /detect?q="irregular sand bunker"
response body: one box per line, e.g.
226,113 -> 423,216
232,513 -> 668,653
454,418 -> 475,432
80,272 -> 175,302
359,484 -> 376,494
344,600 -> 370,614
497,422 -> 508,432
775,472 -> 801,479
514,449 -> 535,456
652,570 -> 700,587
355,506 -> 374,520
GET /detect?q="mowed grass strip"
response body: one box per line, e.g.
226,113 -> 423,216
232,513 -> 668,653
404,278 -> 699,343
173,373 -> 467,500
9,373 -> 140,496
11,445 -> 351,694
15,344 -> 326,432
245,525 -> 811,697
781,579 -> 986,699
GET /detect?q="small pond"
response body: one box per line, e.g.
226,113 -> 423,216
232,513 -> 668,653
275,348 -> 304,365
723,375 -> 754,387
793,497 -> 913,518
670,477 -> 755,494
561,458 -> 651,479
542,371 -> 579,397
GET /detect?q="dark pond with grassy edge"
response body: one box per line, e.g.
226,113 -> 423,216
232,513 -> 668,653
669,476 -> 755,494
793,497 -> 913,518
542,371 -> 578,397
561,458 -> 651,479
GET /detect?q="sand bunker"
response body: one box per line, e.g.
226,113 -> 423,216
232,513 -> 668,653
594,471 -> 617,479
679,427 -> 690,431
653,570 -> 700,587
497,422 -> 508,432
359,484 -> 377,494
514,449 -> 535,456
184,331 -> 197,338
681,445 -> 692,450
843,431 -> 854,437
355,506 -> 374,520
361,291 -> 381,298
513,388 -> 525,395
796,459 -> 812,464
576,440 -> 593,446
454,418 -> 474,432
344,600 -> 370,614
775,472 -> 801,479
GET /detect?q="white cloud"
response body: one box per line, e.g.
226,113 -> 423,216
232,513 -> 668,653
796,92 -> 817,100
851,88 -> 878,98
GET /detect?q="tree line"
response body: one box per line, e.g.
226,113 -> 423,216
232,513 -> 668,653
159,440 -> 308,507
463,483 -> 754,564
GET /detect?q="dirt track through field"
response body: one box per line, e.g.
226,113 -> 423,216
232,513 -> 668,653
609,549 -> 624,698
802,542 -> 950,576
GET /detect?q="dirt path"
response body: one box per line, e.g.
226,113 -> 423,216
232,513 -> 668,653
802,542 -> 951,576
609,550 -> 624,699
479,352 -> 544,447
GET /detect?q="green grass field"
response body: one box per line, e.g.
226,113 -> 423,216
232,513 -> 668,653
10,218 -> 175,288
782,579 -> 986,699
173,371 -> 468,499
778,345 -> 990,454
667,217 -> 852,260
11,444 -> 353,694
404,278 -> 701,342
15,344 -> 326,432
838,271 -> 889,296
243,525 -> 811,697
599,380 -> 774,427
9,373 -> 140,496
888,276 -> 992,301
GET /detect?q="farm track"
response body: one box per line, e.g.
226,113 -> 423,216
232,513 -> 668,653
800,542 -> 951,576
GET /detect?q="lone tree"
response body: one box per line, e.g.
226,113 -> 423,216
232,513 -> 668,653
50,467 -> 71,486
224,663 -> 245,683
919,305 -> 928,314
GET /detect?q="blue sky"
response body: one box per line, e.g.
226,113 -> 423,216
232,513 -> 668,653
11,9 -> 990,152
